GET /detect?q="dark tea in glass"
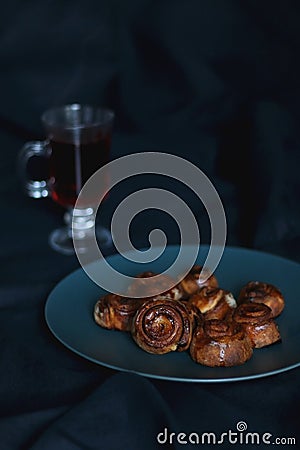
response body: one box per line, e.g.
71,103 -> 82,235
49,134 -> 111,207
43,104 -> 114,209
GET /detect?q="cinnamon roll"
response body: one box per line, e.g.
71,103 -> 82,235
179,265 -> 218,297
233,302 -> 281,348
190,319 -> 253,367
131,298 -> 193,354
238,281 -> 285,318
94,293 -> 146,332
185,302 -> 204,329
127,271 -> 182,300
188,287 -> 236,320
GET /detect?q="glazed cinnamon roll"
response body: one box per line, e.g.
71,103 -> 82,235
188,287 -> 236,320
185,302 -> 204,329
179,265 -> 218,297
238,281 -> 285,318
233,302 -> 281,348
131,298 -> 193,354
190,319 -> 253,367
127,271 -> 182,300
94,293 -> 146,332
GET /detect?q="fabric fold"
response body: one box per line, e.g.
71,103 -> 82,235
30,372 -> 176,450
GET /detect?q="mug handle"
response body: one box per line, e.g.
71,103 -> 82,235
18,140 -> 50,198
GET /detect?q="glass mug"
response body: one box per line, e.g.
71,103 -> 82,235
18,103 -> 115,255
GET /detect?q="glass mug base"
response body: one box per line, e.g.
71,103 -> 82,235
49,224 -> 112,256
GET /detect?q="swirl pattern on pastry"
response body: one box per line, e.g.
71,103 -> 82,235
238,281 -> 285,318
179,265 -> 218,297
188,287 -> 236,320
131,298 -> 193,354
233,302 -> 281,348
190,319 -> 253,367
94,293 -> 146,332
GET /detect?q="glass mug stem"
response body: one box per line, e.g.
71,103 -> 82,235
66,207 -> 95,240
49,207 -> 96,255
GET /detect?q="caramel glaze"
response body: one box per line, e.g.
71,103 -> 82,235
233,302 -> 281,348
188,287 -> 236,320
131,298 -> 193,354
179,265 -> 218,298
184,302 -> 204,329
238,281 -> 285,318
127,271 -> 183,300
94,293 -> 147,332
190,319 -> 253,367
94,271 -> 284,367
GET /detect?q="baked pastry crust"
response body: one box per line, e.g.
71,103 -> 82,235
94,293 -> 146,332
190,319 -> 253,367
131,298 -> 193,354
188,287 -> 236,320
93,267 -> 284,368
126,271 -> 182,300
238,281 -> 285,318
233,302 -> 281,348
179,265 -> 218,297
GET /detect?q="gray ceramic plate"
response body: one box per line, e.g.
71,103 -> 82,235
45,245 -> 300,382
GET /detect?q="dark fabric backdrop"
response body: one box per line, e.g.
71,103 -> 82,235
1,0 -> 300,262
0,1 -> 299,449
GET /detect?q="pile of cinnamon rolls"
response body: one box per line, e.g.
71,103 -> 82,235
94,266 -> 285,367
